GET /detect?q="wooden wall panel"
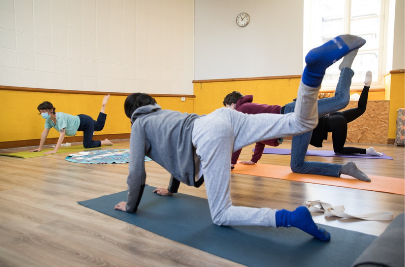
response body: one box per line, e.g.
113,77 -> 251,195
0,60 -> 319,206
325,101 -> 390,144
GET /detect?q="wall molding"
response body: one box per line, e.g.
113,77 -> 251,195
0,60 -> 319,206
195,69 -> 405,83
384,69 -> 405,77
0,133 -> 131,150
192,75 -> 302,83
390,69 -> 405,74
319,88 -> 386,93
0,85 -> 196,98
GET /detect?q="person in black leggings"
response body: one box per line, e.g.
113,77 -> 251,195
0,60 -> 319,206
310,71 -> 383,156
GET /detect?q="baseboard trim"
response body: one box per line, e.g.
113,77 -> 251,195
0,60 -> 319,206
0,133 -> 130,150
388,139 -> 395,145
192,75 -> 301,83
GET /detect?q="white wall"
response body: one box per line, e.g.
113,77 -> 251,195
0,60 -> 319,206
1,0 -> 399,92
0,0 -> 194,94
135,0 -> 194,94
392,0 -> 404,69
194,0 -> 304,80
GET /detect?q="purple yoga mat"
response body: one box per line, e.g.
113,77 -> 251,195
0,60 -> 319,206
259,148 -> 393,160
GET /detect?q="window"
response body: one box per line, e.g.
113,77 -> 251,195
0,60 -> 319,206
304,0 -> 391,89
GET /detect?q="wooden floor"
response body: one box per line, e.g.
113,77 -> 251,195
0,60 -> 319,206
0,140 -> 404,267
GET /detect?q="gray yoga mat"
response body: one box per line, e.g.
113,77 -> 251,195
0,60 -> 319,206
260,148 -> 393,159
78,185 -> 376,267
352,213 -> 404,267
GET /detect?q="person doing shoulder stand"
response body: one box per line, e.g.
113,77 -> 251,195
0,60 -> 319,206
115,35 -> 367,242
30,95 -> 113,154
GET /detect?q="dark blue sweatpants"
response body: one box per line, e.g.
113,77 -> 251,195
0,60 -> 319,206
77,112 -> 107,148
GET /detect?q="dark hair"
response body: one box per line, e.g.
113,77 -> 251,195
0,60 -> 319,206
124,93 -> 157,119
223,91 -> 243,106
37,101 -> 56,114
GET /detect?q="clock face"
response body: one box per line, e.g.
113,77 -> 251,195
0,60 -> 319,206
236,12 -> 250,27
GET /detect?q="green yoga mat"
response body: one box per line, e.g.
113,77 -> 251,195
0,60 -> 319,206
78,185 -> 376,267
0,145 -> 104,159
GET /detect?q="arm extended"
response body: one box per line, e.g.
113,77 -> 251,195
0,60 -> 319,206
30,128 -> 50,152
44,129 -> 65,154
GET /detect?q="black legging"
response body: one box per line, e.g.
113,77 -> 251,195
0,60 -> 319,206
327,86 -> 369,154
77,112 -> 107,148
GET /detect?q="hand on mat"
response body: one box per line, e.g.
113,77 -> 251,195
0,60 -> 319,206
44,150 -> 57,155
114,201 -> 127,212
29,148 -> 41,152
153,188 -> 173,196
240,160 -> 255,165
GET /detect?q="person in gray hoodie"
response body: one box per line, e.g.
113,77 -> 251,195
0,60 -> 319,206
114,34 -> 367,242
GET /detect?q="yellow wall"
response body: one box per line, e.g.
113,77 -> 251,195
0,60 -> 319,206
193,76 -> 398,143
155,96 -> 195,114
368,91 -> 386,100
384,74 -> 391,101
1,73 -> 400,144
386,72 -> 405,139
193,78 -> 387,115
0,89 -> 194,143
193,78 -> 302,115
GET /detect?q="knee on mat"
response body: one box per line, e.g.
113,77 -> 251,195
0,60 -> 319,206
211,213 -> 227,226
83,142 -> 93,149
290,163 -> 305,174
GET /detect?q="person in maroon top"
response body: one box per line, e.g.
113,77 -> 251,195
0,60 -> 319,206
223,92 -> 283,168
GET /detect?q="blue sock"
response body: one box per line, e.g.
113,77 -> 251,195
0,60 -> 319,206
276,206 -> 331,242
302,35 -> 366,88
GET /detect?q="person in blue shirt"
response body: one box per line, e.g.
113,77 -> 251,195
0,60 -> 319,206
30,95 -> 113,154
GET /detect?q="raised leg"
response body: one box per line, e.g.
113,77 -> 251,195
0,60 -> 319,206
78,114 -> 101,148
100,95 -> 110,114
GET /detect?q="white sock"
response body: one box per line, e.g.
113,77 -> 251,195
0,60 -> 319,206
366,147 -> 383,156
364,71 -> 372,86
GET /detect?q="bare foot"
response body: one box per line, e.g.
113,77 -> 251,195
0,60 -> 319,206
102,95 -> 110,107
100,95 -> 110,113
101,139 -> 113,146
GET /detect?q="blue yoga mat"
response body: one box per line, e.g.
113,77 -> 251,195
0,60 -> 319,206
65,149 -> 152,164
78,185 -> 376,267
260,148 -> 393,160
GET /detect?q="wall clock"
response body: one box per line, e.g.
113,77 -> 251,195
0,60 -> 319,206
236,12 -> 250,27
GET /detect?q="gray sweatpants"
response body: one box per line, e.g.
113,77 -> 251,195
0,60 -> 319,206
191,81 -> 320,227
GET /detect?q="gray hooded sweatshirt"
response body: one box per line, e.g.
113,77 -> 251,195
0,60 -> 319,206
125,104 -> 200,213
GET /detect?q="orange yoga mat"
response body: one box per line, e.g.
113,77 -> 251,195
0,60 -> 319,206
232,163 -> 404,195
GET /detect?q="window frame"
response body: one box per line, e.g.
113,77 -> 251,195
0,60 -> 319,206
303,0 -> 392,90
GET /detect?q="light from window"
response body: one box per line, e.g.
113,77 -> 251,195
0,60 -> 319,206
306,0 -> 384,87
